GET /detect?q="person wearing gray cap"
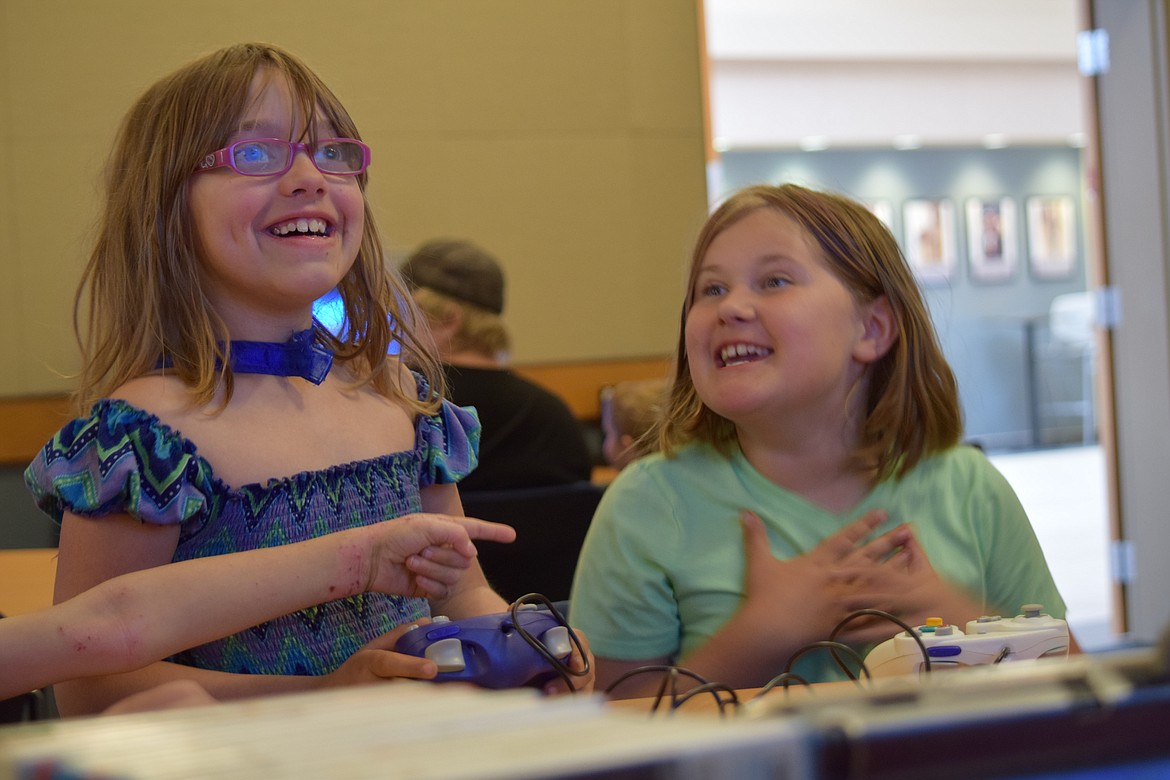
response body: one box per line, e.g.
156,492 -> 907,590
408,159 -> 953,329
402,239 -> 593,493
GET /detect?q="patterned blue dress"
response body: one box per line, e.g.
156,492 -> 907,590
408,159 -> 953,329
24,374 -> 480,677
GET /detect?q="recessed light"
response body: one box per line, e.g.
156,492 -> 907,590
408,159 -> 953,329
798,135 -> 831,152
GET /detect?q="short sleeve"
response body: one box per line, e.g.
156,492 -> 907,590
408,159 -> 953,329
414,372 -> 482,487
569,462 -> 683,661
968,453 -> 1069,619
23,399 -> 213,526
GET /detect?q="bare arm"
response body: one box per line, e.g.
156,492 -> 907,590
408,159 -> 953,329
593,655 -> 674,699
39,509 -> 514,712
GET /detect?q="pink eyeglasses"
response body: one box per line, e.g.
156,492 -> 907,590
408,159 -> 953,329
194,138 -> 371,177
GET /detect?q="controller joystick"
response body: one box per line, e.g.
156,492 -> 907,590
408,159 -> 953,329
864,604 -> 1070,678
395,604 -> 577,689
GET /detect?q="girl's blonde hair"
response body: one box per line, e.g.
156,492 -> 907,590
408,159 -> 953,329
74,42 -> 444,414
657,183 -> 962,480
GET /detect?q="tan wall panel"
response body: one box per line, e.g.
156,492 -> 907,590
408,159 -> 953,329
0,1 -> 706,401
0,1 -> 15,395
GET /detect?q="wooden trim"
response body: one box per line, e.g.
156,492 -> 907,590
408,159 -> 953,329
0,548 -> 58,616
513,356 -> 673,421
0,396 -> 73,466
0,356 -> 673,464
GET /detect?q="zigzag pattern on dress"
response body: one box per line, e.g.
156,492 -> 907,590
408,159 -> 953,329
24,375 -> 482,677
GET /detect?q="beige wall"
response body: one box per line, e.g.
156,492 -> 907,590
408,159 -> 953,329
0,0 -> 708,398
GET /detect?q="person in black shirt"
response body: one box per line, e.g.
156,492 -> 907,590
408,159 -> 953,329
401,239 -> 593,492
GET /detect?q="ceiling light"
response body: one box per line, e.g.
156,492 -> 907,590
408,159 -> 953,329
798,135 -> 831,152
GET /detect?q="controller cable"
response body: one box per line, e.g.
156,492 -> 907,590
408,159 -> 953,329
604,665 -> 740,716
828,608 -> 933,678
604,609 -> 937,715
510,593 -> 591,692
753,609 -> 933,704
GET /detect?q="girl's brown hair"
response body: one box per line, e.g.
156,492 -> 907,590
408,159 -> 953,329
657,183 -> 962,480
74,42 -> 444,414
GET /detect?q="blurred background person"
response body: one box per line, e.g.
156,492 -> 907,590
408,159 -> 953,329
402,239 -> 593,492
600,378 -> 667,471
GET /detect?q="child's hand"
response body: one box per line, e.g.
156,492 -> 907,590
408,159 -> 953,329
541,627 -> 596,697
834,524 -> 985,644
359,514 -> 516,600
320,621 -> 441,687
737,509 -> 890,644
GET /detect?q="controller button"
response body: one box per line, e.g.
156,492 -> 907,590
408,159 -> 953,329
927,645 -> 963,658
920,626 -> 937,634
1021,604 -> 1044,619
540,626 -> 572,658
425,637 -> 466,672
935,625 -> 955,636
425,623 -> 462,641
976,615 -> 1002,623
924,617 -> 944,627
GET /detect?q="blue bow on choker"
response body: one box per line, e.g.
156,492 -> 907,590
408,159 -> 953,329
227,327 -> 334,384
157,327 -> 334,384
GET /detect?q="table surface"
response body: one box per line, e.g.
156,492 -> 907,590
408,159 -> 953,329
605,679 -> 859,718
0,548 -> 58,617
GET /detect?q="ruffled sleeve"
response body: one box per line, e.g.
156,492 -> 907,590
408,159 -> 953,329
23,399 -> 214,527
413,372 -> 481,487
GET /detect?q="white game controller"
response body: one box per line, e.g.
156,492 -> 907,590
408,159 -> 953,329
864,604 -> 1070,677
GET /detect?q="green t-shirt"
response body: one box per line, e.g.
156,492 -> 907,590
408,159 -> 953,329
569,443 -> 1067,685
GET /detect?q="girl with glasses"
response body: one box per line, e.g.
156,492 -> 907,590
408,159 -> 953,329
24,42 -> 592,715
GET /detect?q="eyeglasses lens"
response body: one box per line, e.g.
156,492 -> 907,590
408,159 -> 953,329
230,140 -> 366,176
314,141 -> 366,174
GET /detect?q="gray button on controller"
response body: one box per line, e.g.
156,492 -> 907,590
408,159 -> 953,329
425,637 -> 466,672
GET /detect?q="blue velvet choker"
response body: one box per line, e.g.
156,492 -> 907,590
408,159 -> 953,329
157,327 -> 334,384
227,328 -> 334,384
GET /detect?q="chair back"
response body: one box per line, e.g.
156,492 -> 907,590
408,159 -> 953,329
460,481 -> 605,604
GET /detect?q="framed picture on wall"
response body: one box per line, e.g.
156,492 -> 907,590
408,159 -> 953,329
1026,195 -> 1078,280
965,196 -> 1018,283
902,198 -> 957,285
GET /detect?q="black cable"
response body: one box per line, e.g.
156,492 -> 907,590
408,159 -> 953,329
753,671 -> 812,702
603,608 -> 940,713
829,608 -> 933,676
604,665 -> 736,715
783,640 -> 871,688
508,593 -> 591,692
671,682 -> 740,716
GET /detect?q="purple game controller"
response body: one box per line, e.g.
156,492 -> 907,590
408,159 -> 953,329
395,605 -> 576,689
